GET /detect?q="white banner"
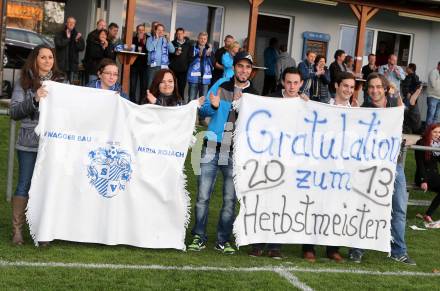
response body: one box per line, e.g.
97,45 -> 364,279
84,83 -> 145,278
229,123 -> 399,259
27,81 -> 197,250
233,94 -> 404,252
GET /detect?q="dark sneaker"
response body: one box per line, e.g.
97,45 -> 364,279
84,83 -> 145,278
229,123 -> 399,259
215,242 -> 236,255
248,247 -> 264,257
187,235 -> 206,251
38,241 -> 50,247
267,249 -> 283,260
390,255 -> 416,266
349,251 -> 363,264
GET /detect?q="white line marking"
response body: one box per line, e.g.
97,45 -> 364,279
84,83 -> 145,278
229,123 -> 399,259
274,268 -> 314,291
289,267 -> 440,277
408,199 -> 431,206
0,260 -> 439,278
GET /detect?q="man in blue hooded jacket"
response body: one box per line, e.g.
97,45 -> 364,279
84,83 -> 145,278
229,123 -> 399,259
188,52 -> 258,254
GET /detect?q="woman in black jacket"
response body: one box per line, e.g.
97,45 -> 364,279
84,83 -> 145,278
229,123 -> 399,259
84,29 -> 114,82
415,123 -> 440,223
145,68 -> 183,106
310,55 -> 330,103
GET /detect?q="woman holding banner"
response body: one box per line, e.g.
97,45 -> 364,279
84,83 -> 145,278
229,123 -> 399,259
415,123 -> 440,223
10,44 -> 67,245
145,69 -> 183,106
145,68 -> 205,107
86,58 -> 128,99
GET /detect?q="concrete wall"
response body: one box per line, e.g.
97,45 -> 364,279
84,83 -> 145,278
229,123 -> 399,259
59,0 -> 440,81
108,0 -> 125,39
259,0 -> 434,82
64,0 -> 94,40
428,22 -> 440,67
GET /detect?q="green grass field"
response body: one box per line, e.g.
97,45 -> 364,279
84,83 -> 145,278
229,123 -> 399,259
0,115 -> 439,290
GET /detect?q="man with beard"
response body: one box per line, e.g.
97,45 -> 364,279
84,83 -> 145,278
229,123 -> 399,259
188,52 -> 258,255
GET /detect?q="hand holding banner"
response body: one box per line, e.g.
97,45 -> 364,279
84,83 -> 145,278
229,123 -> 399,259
233,94 -> 404,252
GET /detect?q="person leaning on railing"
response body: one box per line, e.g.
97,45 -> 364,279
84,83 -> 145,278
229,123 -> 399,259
415,123 -> 440,223
9,44 -> 67,246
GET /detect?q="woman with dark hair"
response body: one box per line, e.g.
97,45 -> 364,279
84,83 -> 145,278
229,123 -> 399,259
10,44 -> 66,245
83,29 -> 114,82
415,123 -> 440,223
344,55 -> 354,73
310,55 -> 330,103
87,58 -> 128,99
145,68 -> 183,106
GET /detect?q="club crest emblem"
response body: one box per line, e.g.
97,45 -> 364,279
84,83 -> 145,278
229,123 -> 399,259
87,146 -> 132,198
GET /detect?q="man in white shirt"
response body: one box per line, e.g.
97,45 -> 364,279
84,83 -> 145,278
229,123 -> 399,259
330,71 -> 356,107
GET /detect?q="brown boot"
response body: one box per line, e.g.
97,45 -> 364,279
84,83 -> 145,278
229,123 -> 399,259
12,196 -> 28,245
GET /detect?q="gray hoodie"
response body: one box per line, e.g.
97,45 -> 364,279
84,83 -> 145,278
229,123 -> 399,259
427,68 -> 440,99
275,52 -> 296,83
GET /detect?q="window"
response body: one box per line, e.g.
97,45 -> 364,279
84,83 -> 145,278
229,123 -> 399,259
121,0 -> 224,48
339,25 -> 374,57
27,32 -> 45,45
175,2 -> 223,48
134,0 -> 173,35
6,29 -> 28,43
339,25 -> 413,67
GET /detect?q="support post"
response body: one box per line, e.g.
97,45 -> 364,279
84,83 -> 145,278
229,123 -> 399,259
247,0 -> 264,56
121,0 -> 136,95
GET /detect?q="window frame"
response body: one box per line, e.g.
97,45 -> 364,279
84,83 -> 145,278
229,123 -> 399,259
338,24 -> 414,66
172,0 -> 225,45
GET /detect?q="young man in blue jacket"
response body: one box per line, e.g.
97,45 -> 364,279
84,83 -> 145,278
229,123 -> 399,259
188,52 -> 258,254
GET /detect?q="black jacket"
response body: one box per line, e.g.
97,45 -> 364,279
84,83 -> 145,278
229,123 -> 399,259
329,61 -> 347,94
211,47 -> 227,84
54,28 -> 85,72
132,34 -> 149,68
83,37 -> 114,75
153,93 -> 182,107
267,90 -> 284,98
415,139 -> 439,185
169,38 -> 192,73
311,65 -> 330,103
361,64 -> 377,81
401,73 -> 420,99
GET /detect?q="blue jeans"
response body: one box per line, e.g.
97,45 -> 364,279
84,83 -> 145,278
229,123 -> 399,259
192,144 -> 237,244
15,150 -> 38,197
349,163 -> 408,258
188,83 -> 208,102
390,163 -> 408,257
146,66 -> 161,90
426,96 -> 440,126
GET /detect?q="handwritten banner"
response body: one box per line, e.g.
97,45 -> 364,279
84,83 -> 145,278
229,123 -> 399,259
27,81 -> 197,250
233,94 -> 404,252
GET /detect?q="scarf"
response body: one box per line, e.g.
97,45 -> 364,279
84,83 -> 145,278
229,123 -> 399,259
157,93 -> 181,107
150,37 -> 169,66
40,71 -> 53,82
95,79 -> 118,92
432,139 -> 440,157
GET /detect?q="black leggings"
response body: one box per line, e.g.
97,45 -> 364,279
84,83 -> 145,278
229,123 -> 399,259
423,177 -> 440,217
427,192 -> 440,217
